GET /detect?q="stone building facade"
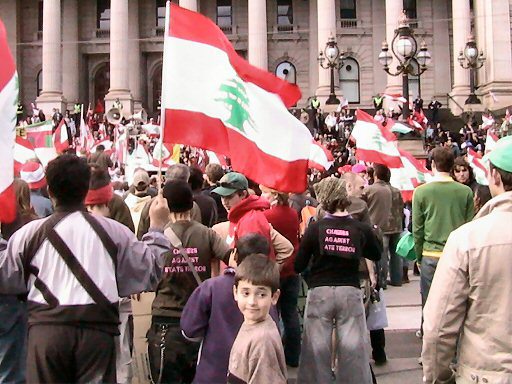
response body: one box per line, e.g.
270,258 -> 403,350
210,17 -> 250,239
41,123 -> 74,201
1,0 -> 512,117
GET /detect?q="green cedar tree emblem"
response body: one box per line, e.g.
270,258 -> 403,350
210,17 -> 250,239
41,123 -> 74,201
215,78 -> 256,135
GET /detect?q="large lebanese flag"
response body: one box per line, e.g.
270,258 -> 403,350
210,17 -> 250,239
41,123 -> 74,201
14,136 -> 37,176
390,149 -> 433,201
351,109 -> 402,167
161,4 -> 318,192
0,20 -> 17,223
24,120 -> 53,148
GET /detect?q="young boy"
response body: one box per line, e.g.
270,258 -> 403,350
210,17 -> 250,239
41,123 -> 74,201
228,255 -> 287,384
180,234 -> 278,384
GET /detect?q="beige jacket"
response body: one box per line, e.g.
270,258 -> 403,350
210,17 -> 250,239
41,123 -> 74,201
422,191 -> 512,384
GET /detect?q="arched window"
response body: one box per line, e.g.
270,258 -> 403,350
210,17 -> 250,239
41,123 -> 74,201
152,63 -> 163,115
94,63 -> 110,111
36,70 -> 42,97
339,57 -> 359,103
275,61 -> 296,84
408,59 -> 420,99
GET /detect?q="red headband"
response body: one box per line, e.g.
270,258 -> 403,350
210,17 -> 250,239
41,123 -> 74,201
84,184 -> 113,206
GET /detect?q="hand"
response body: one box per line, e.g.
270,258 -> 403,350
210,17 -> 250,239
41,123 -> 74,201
369,273 -> 377,289
149,192 -> 170,230
131,293 -> 141,301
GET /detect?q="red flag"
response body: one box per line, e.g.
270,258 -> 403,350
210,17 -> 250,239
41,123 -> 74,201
53,119 -> 70,153
0,20 -> 17,223
14,136 -> 37,176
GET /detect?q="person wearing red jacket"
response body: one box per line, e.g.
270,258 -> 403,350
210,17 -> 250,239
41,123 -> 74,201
260,185 -> 301,368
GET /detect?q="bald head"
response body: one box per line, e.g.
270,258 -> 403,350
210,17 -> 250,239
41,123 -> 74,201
341,172 -> 365,197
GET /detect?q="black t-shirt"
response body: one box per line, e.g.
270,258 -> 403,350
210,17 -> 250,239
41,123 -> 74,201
295,215 -> 381,288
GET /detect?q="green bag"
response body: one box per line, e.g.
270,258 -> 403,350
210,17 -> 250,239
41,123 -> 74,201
396,231 -> 416,261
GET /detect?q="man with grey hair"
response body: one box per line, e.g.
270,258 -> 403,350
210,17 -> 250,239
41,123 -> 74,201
137,164 -> 202,239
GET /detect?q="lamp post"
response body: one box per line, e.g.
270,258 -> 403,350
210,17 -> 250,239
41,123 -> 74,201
379,11 -> 431,119
318,36 -> 346,105
458,34 -> 486,104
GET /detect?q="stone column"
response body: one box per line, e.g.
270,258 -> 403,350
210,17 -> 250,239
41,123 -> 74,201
36,0 -> 65,114
62,0 -> 79,110
316,0 -> 337,91
105,0 -> 133,115
432,0 -> 451,103
372,0 -> 387,97
384,0 -> 403,97
128,0 -> 142,111
179,0 -> 198,11
248,0 -> 268,70
475,0 -> 512,110
0,0 -> 18,67
448,0 -> 471,111
308,0 -> 319,98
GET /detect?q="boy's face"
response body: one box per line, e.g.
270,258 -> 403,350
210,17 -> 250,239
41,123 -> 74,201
233,280 -> 280,325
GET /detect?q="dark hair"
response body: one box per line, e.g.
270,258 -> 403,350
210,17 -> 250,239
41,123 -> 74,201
450,157 -> 475,185
188,167 -> 204,191
373,163 -> 391,182
46,154 -> 90,207
89,164 -> 111,190
322,197 -> 351,214
96,144 -> 105,152
235,233 -> 270,265
432,147 -> 454,172
235,254 -> 280,293
474,184 -> 492,212
205,163 -> 224,184
489,163 -> 512,191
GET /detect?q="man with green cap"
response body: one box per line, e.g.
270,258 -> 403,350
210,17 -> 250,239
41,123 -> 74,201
422,136 -> 512,383
211,172 -> 292,268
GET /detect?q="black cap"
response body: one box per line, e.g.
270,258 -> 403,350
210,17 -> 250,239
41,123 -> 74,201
163,180 -> 194,213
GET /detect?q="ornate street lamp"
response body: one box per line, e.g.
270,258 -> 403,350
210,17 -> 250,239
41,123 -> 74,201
318,36 -> 346,105
379,11 -> 431,119
458,34 -> 486,104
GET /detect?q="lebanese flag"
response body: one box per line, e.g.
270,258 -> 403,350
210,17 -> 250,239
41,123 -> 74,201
90,139 -> 113,154
484,130 -> 499,154
386,118 -> 414,134
390,149 -> 433,201
309,140 -> 334,171
481,113 -> 495,131
152,139 -> 180,168
14,136 -> 37,176
383,93 -> 407,103
25,120 -> 53,148
0,20 -> 17,223
53,118 -> 70,153
161,4 -> 318,193
467,148 -> 489,185
351,109 -> 402,168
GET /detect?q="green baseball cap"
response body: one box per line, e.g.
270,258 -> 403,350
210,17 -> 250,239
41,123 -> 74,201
485,136 -> 512,172
212,172 -> 249,196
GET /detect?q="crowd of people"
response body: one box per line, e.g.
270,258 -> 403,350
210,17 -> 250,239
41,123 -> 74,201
1,98 -> 512,384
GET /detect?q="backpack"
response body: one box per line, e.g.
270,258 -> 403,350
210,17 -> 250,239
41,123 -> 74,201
299,204 -> 317,237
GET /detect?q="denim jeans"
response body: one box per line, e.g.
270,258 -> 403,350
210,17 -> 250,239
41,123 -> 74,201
0,296 -> 26,384
297,286 -> 372,384
382,233 -> 402,286
278,275 -> 301,367
420,256 -> 439,307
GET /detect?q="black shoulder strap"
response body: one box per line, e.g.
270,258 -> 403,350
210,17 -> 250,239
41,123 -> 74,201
46,228 -> 118,318
80,212 -> 119,267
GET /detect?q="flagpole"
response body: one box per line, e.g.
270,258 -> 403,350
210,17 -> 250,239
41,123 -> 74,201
156,0 -> 171,192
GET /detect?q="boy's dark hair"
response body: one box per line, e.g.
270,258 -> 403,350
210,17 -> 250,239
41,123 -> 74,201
489,163 -> 512,191
189,167 -> 204,191
432,147 -> 454,172
373,163 -> 391,182
89,164 -> 111,190
235,233 -> 270,265
235,254 -> 280,294
46,154 -> 90,207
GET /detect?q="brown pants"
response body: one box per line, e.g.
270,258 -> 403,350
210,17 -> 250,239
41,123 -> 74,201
27,324 -> 116,383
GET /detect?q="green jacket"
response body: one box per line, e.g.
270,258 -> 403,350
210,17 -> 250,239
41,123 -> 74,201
412,175 -> 474,260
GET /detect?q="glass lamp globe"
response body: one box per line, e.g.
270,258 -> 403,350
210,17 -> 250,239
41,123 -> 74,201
396,36 -> 413,58
465,46 -> 478,61
326,45 -> 339,61
378,50 -> 393,67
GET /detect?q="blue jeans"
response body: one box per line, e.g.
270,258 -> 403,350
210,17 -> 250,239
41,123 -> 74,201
298,286 -> 372,384
382,233 -> 402,286
420,256 -> 439,307
278,275 -> 301,367
0,296 -> 27,384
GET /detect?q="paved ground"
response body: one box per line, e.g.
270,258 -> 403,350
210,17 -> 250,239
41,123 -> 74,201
288,273 -> 424,383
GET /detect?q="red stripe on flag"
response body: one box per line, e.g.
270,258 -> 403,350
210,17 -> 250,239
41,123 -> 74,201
355,109 -> 397,142
0,21 -> 16,90
165,109 -> 309,192
355,148 -> 403,168
0,183 -> 16,223
168,4 -> 300,107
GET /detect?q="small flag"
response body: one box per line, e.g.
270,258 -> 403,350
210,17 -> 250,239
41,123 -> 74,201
14,136 -> 37,176
484,130 -> 499,154
467,148 -> 489,185
53,118 -> 70,153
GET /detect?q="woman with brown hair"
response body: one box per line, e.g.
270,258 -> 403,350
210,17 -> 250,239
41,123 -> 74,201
451,157 -> 478,193
13,178 -> 38,225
